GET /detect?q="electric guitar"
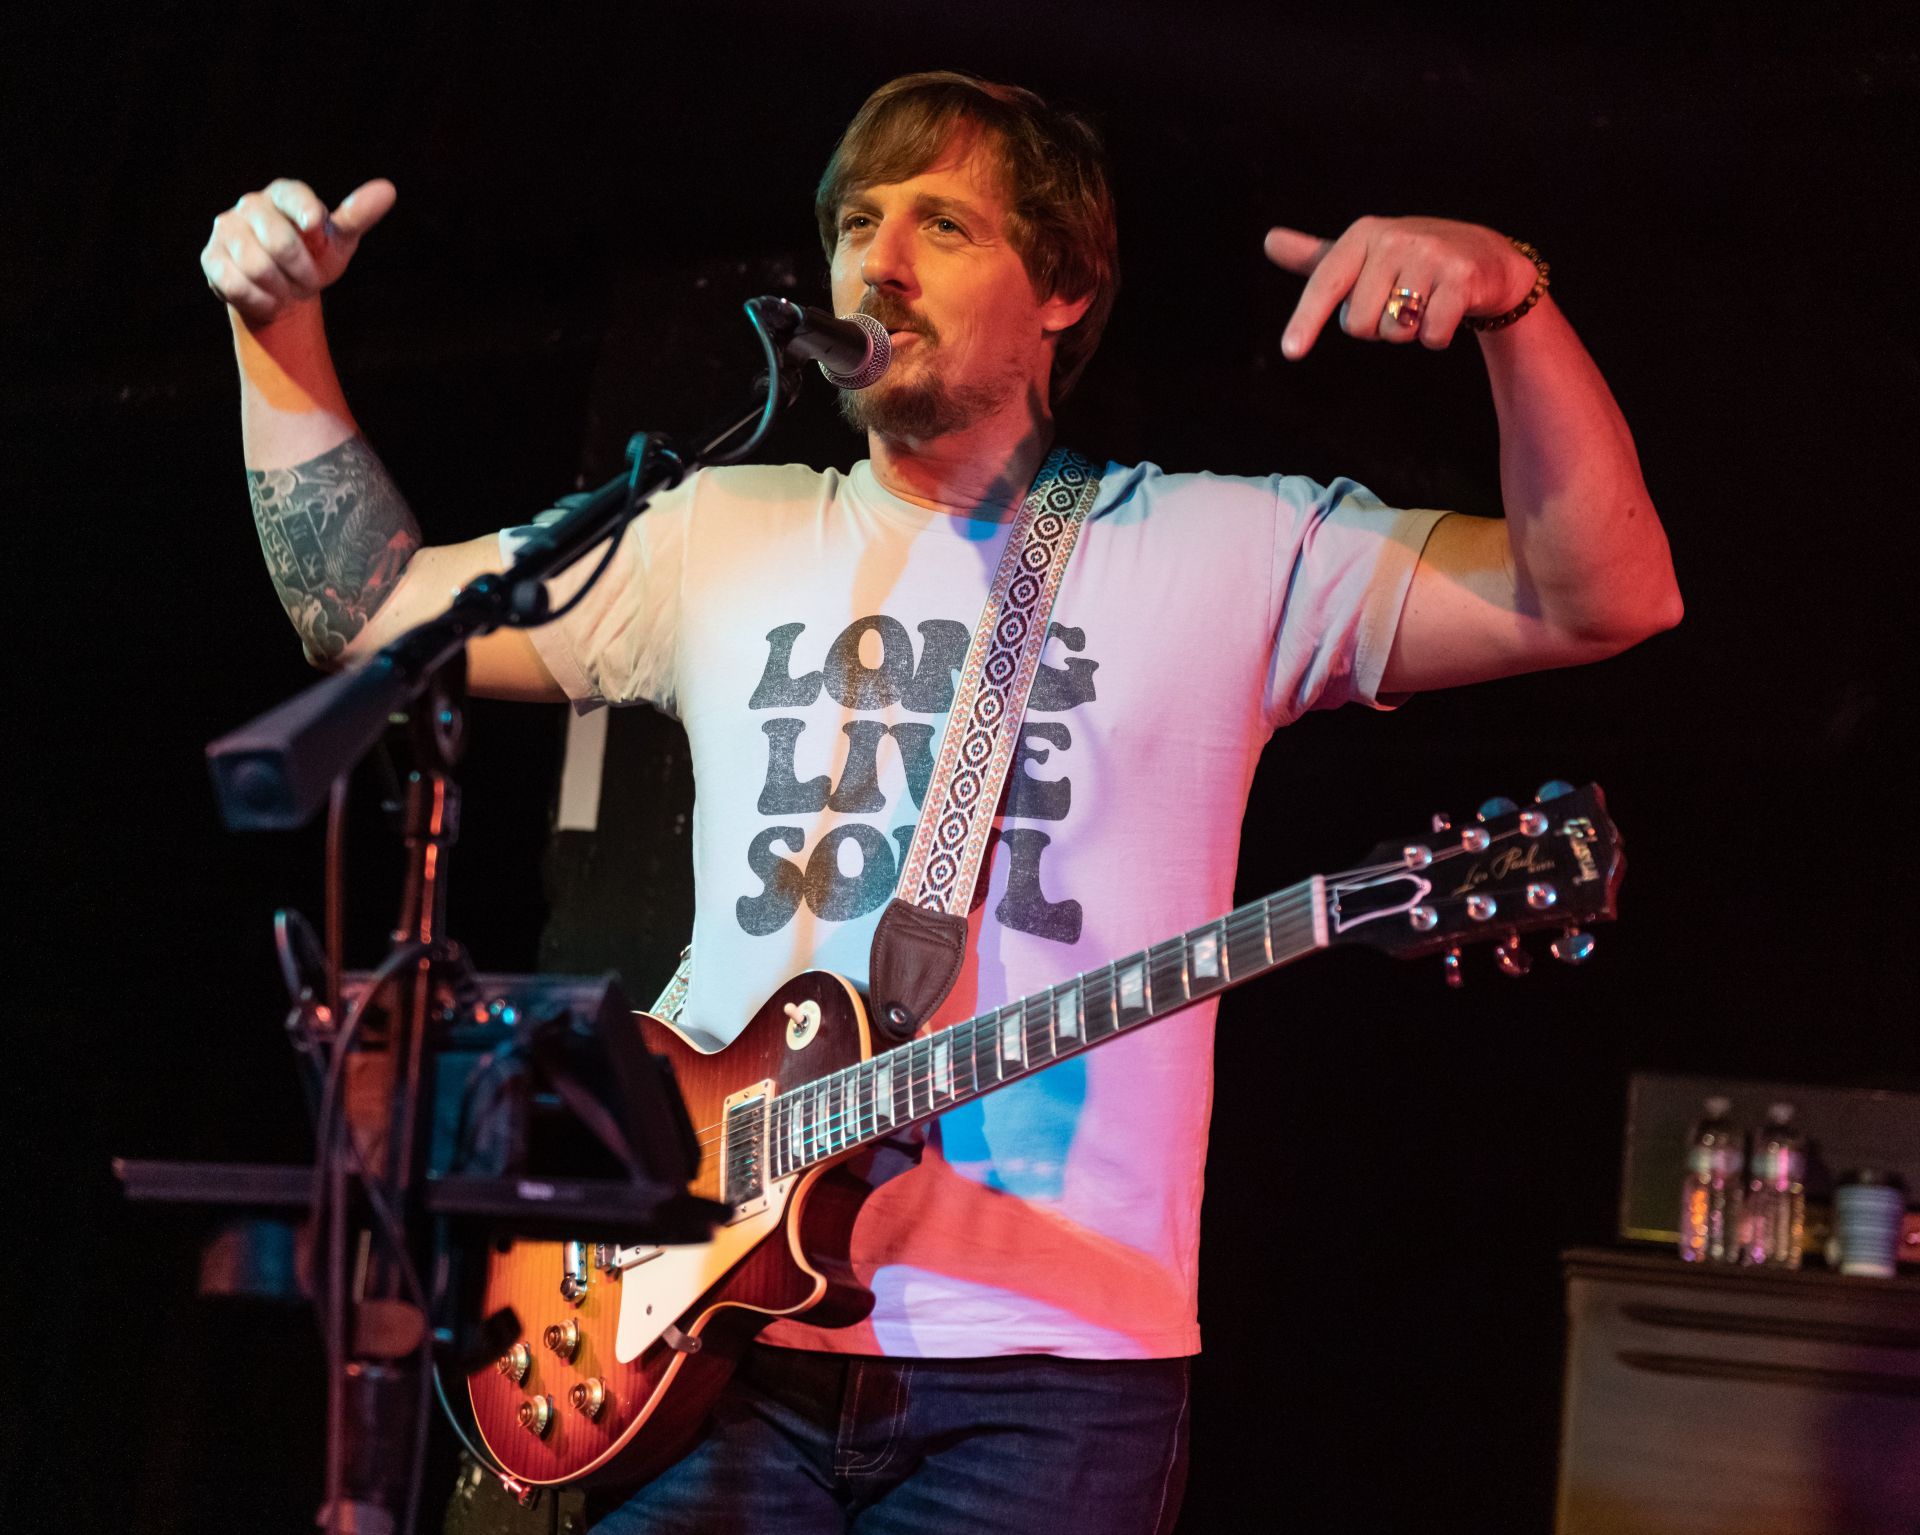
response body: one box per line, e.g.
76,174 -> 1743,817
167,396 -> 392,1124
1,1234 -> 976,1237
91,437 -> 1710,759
468,782 -> 1622,1486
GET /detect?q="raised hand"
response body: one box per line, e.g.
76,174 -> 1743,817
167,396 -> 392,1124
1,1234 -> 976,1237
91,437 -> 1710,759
200,177 -> 397,328
1263,217 -> 1537,357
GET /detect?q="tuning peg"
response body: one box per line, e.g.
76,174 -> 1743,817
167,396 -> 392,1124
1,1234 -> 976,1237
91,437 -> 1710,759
1443,946 -> 1464,988
1494,933 -> 1532,977
1431,811 -> 1454,833
1550,927 -> 1596,965
1534,779 -> 1576,803
1477,796 -> 1519,822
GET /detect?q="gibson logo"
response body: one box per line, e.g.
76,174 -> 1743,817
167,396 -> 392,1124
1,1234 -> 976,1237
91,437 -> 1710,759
1562,818 -> 1600,884
1451,841 -> 1555,897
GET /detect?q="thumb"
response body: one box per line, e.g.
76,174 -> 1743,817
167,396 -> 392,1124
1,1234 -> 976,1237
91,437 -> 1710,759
1262,226 -> 1328,275
327,178 -> 397,241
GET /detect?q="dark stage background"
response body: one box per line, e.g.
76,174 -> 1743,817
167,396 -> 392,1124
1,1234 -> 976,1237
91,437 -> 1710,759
6,4 -> 1915,1530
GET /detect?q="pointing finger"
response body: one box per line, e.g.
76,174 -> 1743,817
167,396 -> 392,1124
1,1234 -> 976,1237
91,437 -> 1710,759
1280,228 -> 1366,360
328,179 -> 397,241
1262,226 -> 1330,275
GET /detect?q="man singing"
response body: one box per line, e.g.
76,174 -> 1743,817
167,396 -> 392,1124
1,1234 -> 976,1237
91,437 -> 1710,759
205,71 -> 1679,1534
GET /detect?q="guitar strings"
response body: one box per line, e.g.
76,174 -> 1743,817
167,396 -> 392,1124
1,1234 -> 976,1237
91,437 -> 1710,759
683,887 -> 1323,1153
682,822 -> 1566,1155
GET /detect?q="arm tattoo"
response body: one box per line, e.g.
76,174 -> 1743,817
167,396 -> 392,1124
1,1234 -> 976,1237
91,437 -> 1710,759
248,437 -> 423,664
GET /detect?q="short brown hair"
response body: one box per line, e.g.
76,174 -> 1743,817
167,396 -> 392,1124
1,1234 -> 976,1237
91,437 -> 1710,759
815,72 -> 1119,401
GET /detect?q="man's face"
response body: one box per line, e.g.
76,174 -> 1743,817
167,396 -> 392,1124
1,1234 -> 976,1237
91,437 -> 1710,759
830,136 -> 1083,440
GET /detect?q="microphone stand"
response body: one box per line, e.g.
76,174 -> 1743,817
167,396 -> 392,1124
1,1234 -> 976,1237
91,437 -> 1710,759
175,313 -> 809,1534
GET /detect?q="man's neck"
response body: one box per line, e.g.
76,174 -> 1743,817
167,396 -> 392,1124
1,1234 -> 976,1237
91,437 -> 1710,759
866,408 -> 1056,520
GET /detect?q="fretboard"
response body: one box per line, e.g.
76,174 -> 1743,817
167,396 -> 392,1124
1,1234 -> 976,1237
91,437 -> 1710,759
765,877 -> 1327,1179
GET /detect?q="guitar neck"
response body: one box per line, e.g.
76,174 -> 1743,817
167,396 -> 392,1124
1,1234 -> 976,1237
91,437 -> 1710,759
765,877 -> 1328,1179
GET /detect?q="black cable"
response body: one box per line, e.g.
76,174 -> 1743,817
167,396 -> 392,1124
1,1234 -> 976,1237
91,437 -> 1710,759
542,527 -> 626,624
309,940 -> 429,1534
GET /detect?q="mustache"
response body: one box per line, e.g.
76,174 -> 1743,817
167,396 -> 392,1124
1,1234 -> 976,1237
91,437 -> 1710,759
858,294 -> 935,342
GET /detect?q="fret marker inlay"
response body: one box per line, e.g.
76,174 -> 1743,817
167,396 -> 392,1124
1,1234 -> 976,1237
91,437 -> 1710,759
1055,986 -> 1080,1039
1193,934 -> 1219,978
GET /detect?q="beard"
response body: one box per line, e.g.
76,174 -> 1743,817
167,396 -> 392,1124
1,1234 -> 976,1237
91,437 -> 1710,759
836,360 -> 1007,440
834,293 -> 1014,441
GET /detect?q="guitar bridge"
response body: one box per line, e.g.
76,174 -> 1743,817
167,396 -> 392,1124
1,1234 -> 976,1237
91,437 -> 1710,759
721,1081 -> 773,1216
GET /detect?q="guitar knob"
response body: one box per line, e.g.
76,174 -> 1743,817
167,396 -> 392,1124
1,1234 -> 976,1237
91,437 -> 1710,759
568,1377 -> 609,1421
495,1342 -> 531,1385
1534,779 -> 1576,803
544,1319 -> 581,1361
517,1395 -> 554,1437
1476,796 -> 1519,822
1443,947 -> 1464,988
1551,928 -> 1596,965
1494,935 -> 1532,978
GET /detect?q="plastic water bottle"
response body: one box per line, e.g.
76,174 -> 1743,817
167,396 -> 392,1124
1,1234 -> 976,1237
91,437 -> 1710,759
1679,1095 -> 1744,1263
1742,1102 -> 1806,1268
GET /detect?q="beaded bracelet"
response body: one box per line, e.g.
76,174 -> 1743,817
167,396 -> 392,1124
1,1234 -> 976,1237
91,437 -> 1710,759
1466,239 -> 1550,332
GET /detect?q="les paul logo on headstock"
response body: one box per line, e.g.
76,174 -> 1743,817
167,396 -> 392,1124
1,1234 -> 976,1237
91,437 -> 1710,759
1449,815 -> 1602,898
1450,841 -> 1555,898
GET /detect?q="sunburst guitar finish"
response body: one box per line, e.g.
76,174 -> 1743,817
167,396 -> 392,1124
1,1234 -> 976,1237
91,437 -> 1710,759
468,970 -> 876,1487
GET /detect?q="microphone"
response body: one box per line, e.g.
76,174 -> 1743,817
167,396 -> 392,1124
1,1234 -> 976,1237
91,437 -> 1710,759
749,297 -> 891,390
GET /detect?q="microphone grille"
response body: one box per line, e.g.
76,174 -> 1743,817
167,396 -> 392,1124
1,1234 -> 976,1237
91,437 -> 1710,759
819,312 -> 892,391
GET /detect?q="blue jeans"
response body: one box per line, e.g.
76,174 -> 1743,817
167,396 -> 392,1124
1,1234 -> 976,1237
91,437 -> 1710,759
585,1343 -> 1191,1534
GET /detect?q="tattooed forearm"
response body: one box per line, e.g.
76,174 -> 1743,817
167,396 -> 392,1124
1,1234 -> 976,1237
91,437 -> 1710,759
247,437 -> 422,665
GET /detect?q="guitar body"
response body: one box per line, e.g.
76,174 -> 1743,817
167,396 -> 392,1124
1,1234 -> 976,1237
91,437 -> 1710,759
468,969 -> 879,1487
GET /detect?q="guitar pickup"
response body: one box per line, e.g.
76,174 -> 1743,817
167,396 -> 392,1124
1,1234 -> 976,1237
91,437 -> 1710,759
721,1081 -> 774,1216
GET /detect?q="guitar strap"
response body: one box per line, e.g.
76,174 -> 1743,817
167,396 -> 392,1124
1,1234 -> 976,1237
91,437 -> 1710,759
649,446 -> 1103,1042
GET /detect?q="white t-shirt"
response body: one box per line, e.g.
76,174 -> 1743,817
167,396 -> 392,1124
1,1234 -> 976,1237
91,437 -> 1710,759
508,459 -> 1442,1359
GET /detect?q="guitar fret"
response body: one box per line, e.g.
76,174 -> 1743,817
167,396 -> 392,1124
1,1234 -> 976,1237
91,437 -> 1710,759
1226,909 -> 1266,982
933,1035 -> 953,1100
1024,993 -> 1051,1066
999,1005 -> 1024,1068
1148,938 -> 1186,1017
1054,982 -> 1081,1044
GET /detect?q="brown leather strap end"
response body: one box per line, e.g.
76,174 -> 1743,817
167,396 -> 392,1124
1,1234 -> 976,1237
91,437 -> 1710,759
869,898 -> 969,1041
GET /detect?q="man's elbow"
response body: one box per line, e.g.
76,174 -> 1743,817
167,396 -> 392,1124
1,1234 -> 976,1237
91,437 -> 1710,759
1567,577 -> 1683,661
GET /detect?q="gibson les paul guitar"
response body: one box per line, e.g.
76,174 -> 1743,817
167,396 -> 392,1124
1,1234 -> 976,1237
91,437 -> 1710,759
469,782 -> 1622,1487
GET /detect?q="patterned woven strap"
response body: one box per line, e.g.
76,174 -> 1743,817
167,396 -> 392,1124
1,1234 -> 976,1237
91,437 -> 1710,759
648,945 -> 693,1024
894,446 -> 1101,916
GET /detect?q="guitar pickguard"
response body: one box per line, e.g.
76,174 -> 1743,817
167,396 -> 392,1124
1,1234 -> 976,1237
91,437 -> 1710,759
613,1174 -> 806,1362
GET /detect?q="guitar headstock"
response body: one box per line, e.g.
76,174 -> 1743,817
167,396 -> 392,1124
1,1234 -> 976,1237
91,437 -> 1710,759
1325,781 -> 1622,980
